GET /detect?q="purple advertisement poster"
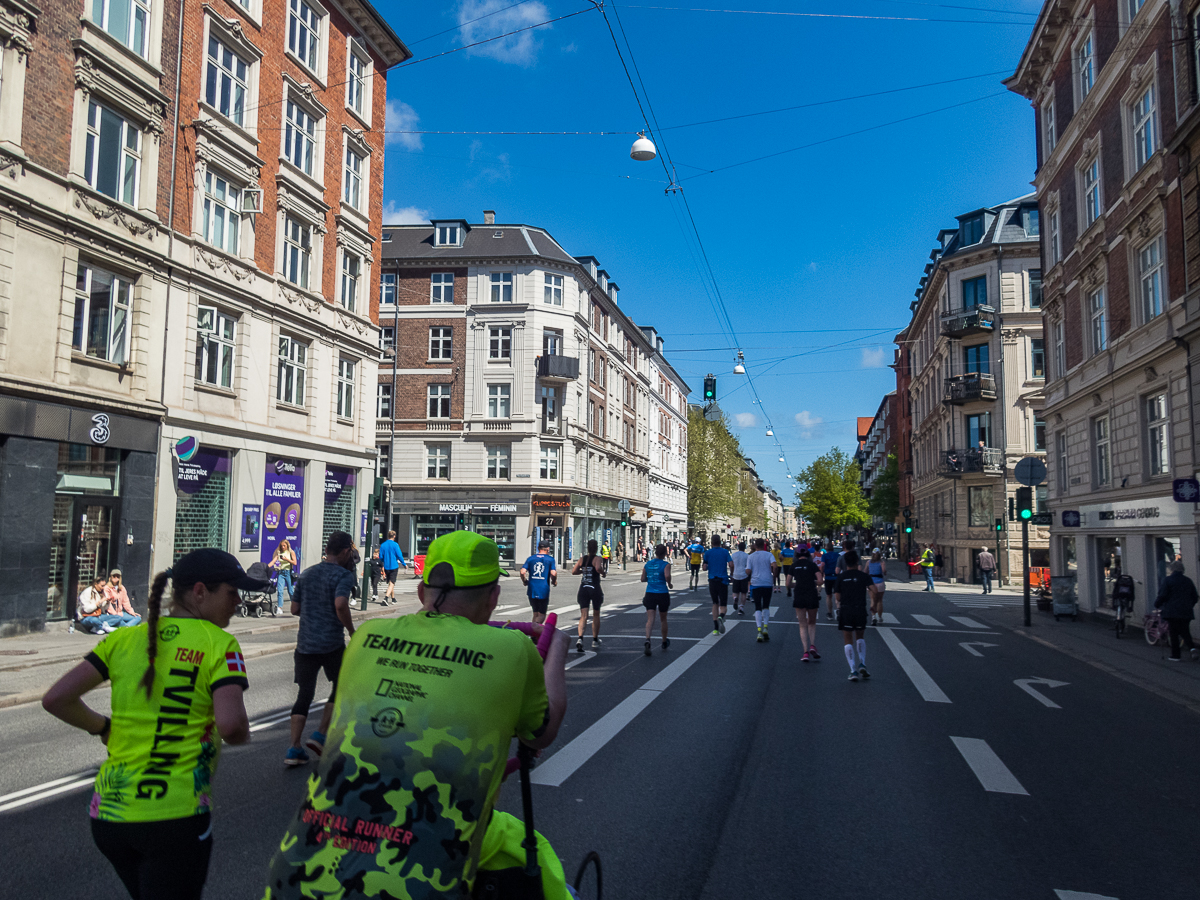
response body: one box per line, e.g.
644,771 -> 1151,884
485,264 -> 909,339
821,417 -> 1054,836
324,467 -> 355,506
262,457 -> 305,567
176,447 -> 229,495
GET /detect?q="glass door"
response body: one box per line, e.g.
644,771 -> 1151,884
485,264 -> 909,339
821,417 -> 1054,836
54,497 -> 120,620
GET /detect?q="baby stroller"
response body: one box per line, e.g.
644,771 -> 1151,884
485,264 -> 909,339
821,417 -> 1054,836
239,564 -> 279,618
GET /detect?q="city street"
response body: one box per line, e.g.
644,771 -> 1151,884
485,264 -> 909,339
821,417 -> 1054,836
2,573 -> 1195,900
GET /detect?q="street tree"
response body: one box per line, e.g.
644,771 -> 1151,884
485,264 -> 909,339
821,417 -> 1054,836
795,448 -> 869,537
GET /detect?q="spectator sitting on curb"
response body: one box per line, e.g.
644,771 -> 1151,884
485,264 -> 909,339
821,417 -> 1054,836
103,570 -> 141,627
78,576 -> 121,634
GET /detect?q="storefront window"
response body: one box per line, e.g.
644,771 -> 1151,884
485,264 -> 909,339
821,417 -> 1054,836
415,514 -> 457,554
56,443 -> 121,494
322,467 -> 356,548
1151,536 -> 1181,598
474,515 -> 516,562
1095,536 -> 1121,609
173,448 -> 231,561
1060,536 -> 1077,576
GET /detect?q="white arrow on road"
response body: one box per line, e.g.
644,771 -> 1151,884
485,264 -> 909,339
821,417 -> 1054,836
1015,677 -> 1069,708
959,641 -> 998,657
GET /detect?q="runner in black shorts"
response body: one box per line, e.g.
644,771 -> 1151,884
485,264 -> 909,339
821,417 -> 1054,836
835,550 -> 872,682
789,550 -> 822,662
572,539 -> 606,653
641,544 -> 673,655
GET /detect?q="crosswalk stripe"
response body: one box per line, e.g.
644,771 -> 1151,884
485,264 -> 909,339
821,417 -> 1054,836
912,614 -> 943,627
673,604 -> 702,613
881,613 -> 901,625
949,616 -> 988,629
950,737 -> 1028,795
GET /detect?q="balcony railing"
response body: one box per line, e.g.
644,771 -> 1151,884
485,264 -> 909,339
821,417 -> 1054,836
944,372 -> 997,404
940,447 -> 1003,476
941,305 -> 996,337
536,354 -> 580,380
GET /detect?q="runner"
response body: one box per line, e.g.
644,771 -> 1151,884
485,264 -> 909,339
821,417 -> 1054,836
789,549 -> 822,661
571,539 -> 606,652
780,540 -> 796,595
731,540 -> 750,616
771,542 -> 783,588
867,547 -> 888,625
686,536 -> 705,591
520,541 -> 558,624
747,538 -> 778,643
821,542 -> 842,620
835,550 -> 872,681
703,534 -> 734,635
42,549 -> 265,900
378,530 -> 403,606
641,544 -> 673,655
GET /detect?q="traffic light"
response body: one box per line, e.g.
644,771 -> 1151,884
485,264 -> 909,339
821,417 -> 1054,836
904,525 -> 913,534
1016,487 -> 1033,521
994,517 -> 1003,532
620,514 -> 628,527
703,374 -> 716,401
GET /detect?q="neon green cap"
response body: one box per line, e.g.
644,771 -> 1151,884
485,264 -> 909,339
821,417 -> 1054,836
422,531 -> 509,588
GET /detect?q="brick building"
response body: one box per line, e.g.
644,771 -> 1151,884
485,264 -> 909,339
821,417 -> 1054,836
1009,0 -> 1195,615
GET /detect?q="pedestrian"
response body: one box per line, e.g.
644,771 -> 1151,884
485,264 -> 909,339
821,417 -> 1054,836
42,549 -> 265,900
572,539 -> 606,652
78,574 -> 121,634
748,538 -> 778,644
731,540 -> 750,615
284,531 -> 358,767
821,542 -> 843,620
269,540 -> 298,614
835,550 -> 872,681
780,540 -> 795,596
1154,560 -> 1200,662
368,547 -> 383,600
703,534 -> 733,635
600,539 -> 611,575
641,543 -> 673,655
789,549 -> 822,662
378,530 -> 403,606
920,544 -> 936,592
867,548 -> 887,625
977,546 -> 996,595
520,540 -> 558,625
934,548 -> 944,579
104,570 -> 142,627
686,536 -> 705,591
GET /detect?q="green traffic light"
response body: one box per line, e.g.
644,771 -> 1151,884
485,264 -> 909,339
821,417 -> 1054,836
904,526 -> 913,533
1019,509 -> 1032,520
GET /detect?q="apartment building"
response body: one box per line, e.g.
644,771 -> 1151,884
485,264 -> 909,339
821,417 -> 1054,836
377,213 -> 689,565
858,392 -> 897,538
1009,0 -> 1194,615
0,0 -> 406,633
904,195 -> 1047,585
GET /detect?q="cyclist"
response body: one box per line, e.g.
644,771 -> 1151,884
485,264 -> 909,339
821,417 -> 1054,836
686,536 -> 705,591
520,540 -> 558,624
703,534 -> 734,635
43,549 -> 266,900
731,540 -> 750,616
747,538 -> 778,643
642,544 -> 674,655
835,550 -> 872,681
572,538 -> 606,652
263,531 -> 568,899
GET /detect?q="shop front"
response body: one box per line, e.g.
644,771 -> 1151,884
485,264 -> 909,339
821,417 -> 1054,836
389,490 -> 531,567
570,494 -> 621,562
532,493 -> 571,563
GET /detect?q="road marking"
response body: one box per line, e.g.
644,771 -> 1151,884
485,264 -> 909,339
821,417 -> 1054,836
817,623 -> 999,636
0,773 -> 99,813
881,613 -> 901,624
877,628 -> 951,703
673,604 -> 702,613
949,616 -> 988,628
565,651 -> 596,670
494,604 -> 522,613
959,641 -> 998,657
1055,891 -> 1119,900
531,622 -> 740,786
950,736 -> 1028,795
912,614 -> 943,627
1015,677 -> 1069,708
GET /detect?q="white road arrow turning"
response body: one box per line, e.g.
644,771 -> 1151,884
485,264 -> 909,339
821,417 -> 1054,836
1015,677 -> 1070,708
959,641 -> 999,657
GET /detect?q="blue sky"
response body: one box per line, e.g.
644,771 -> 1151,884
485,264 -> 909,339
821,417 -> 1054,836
373,0 -> 1045,500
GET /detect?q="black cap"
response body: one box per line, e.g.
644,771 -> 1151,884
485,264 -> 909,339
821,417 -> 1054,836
172,548 -> 269,591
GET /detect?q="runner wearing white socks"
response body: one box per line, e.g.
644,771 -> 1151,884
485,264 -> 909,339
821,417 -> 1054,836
746,538 -> 779,643
834,550 -> 872,681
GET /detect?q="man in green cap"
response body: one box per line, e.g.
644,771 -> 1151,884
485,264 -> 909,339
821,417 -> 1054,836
264,531 -> 568,899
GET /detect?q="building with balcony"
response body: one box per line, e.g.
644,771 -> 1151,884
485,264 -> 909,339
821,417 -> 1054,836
902,194 -> 1047,586
377,212 -> 689,566
1008,0 -> 1195,618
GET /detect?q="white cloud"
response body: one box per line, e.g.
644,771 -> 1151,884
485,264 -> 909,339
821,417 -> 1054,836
385,100 -> 423,151
808,261 -> 818,273
561,42 -> 578,53
794,410 -> 823,440
734,412 -> 757,428
382,202 -> 430,224
861,347 -> 887,368
458,0 -> 550,68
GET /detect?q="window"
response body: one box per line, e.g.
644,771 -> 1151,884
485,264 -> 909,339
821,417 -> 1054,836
964,343 -> 990,374
1036,485 -> 1049,514
92,0 -> 150,57
962,275 -> 987,309
205,37 -> 247,127
277,336 -> 307,406
540,386 -> 558,430
587,399 -> 595,433
429,326 -> 452,360
427,384 -> 451,419
377,383 -> 392,418
1094,415 -> 1110,486
288,0 -> 321,71
543,328 -> 561,356
336,358 -> 355,419
1089,288 -> 1107,355
283,216 -> 311,289
1053,319 -> 1066,378
1077,31 -> 1094,100
435,224 -> 460,246
1034,416 -> 1046,452
377,443 -> 390,479
1031,339 -> 1045,379
486,445 -> 510,480
339,252 -> 361,312
431,272 -> 454,303
195,306 -> 235,388
961,216 -> 983,245
490,272 -> 513,303
284,99 -> 317,177
379,326 -> 394,353
1128,0 -> 1145,21
426,444 -> 450,479
966,413 -> 991,448
1029,269 -> 1043,309
540,446 -> 559,480
968,486 -> 993,527
1083,158 -> 1101,226
1147,393 -> 1169,476
1138,236 -> 1164,323
1049,209 -> 1061,265
1056,432 -> 1068,494
1132,85 -> 1157,170
85,101 -> 140,206
544,273 -> 563,306
347,52 -> 366,116
343,147 -> 362,209
202,171 -> 241,256
588,348 -> 595,381
380,272 -> 396,306
489,327 -> 511,360
74,264 -> 132,365
487,384 -> 510,418
1023,208 -> 1040,236
1043,97 -> 1057,154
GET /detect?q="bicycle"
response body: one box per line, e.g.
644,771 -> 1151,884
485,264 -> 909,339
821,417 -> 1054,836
1144,608 -> 1170,647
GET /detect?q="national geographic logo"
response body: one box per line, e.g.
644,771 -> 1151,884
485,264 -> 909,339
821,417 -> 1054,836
371,707 -> 404,738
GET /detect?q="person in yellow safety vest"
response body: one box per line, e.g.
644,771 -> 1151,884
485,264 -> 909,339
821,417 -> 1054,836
600,541 -> 611,574
919,544 -> 936,593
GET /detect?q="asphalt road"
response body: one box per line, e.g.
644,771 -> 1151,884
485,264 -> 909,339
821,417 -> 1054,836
2,572 -> 1195,899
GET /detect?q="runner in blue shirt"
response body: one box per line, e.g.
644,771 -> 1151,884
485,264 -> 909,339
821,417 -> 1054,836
520,541 -> 558,624
641,544 -> 674,655
822,545 -> 842,621
703,535 -> 734,635
378,531 -> 403,607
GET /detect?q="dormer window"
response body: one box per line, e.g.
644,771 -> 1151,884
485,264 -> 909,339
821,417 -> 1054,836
1022,207 -> 1039,236
961,216 -> 984,245
435,224 -> 462,246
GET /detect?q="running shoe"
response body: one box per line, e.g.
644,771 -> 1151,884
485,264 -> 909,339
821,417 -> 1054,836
717,615 -> 726,634
737,607 -> 745,616
762,628 -> 770,642
1168,656 -> 1182,662
576,638 -> 584,653
848,671 -> 859,682
305,731 -> 326,755
644,640 -> 652,657
858,666 -> 871,680
756,631 -> 764,643
592,637 -> 602,648
826,612 -> 834,620
808,645 -> 821,660
662,638 -> 670,651
712,626 -> 720,636
284,747 -> 310,767
801,652 -> 811,663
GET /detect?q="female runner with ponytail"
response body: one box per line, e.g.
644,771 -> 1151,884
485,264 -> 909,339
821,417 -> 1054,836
43,549 -> 268,900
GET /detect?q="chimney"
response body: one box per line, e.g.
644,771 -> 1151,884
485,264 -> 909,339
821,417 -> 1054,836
484,210 -> 495,225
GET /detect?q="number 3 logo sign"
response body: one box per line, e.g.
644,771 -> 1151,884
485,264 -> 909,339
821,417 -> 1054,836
89,413 -> 111,444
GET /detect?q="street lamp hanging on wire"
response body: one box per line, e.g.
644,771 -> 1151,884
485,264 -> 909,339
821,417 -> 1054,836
630,132 -> 657,161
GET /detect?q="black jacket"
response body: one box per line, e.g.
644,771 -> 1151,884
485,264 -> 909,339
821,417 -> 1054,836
1154,572 -> 1199,620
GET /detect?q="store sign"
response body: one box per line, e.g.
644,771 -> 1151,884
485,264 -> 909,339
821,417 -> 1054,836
325,467 -> 356,506
262,457 -> 304,566
1061,511 -> 1081,528
438,502 -> 518,513
537,516 -> 562,527
532,493 -> 571,509
176,447 -> 229,496
1074,496 -> 1192,529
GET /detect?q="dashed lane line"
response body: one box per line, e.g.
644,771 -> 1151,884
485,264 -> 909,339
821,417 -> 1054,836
950,736 -> 1029,795
877,628 -> 952,703
912,614 -> 944,627
949,616 -> 988,629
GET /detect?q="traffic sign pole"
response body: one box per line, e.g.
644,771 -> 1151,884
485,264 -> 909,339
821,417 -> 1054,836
1022,517 -> 1031,627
